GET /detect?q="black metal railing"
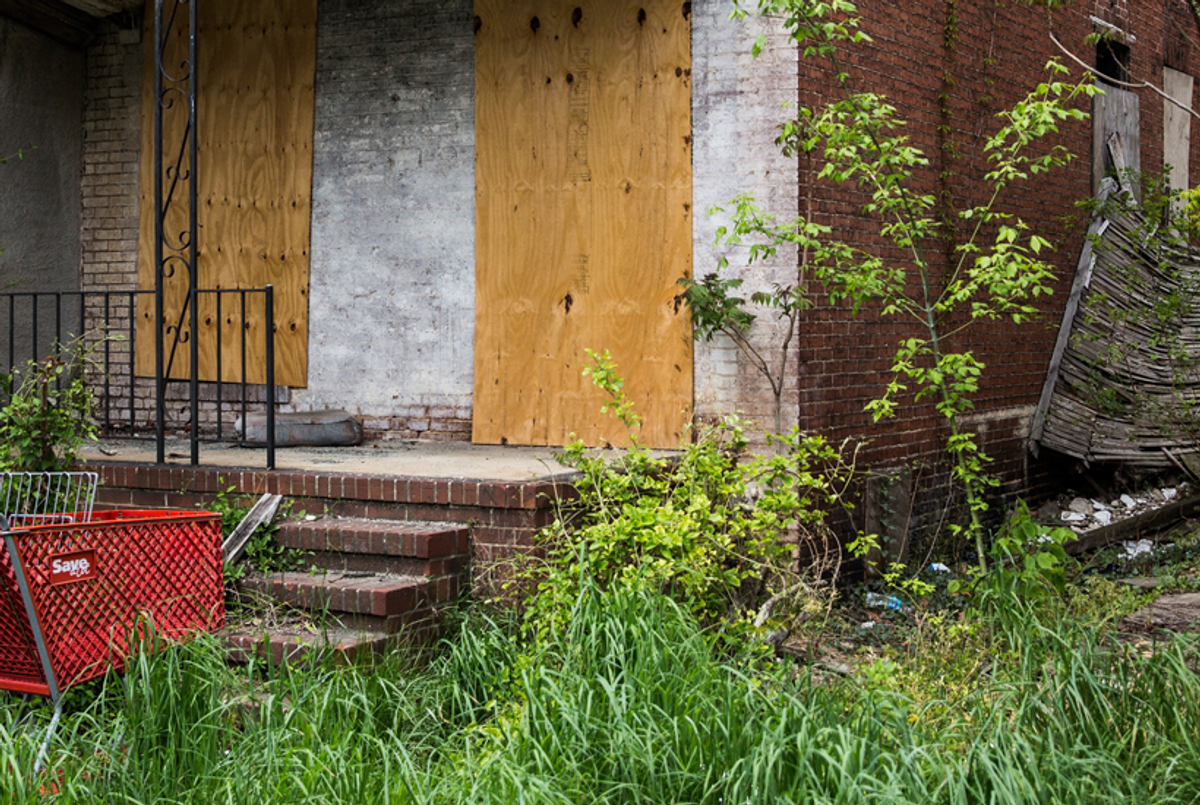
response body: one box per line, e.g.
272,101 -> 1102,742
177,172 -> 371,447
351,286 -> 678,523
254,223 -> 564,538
0,288 -> 277,469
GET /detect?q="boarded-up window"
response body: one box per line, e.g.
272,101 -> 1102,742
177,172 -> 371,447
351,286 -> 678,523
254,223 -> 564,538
473,0 -> 694,448
136,0 -> 316,387
1092,82 -> 1140,195
1164,66 -> 1194,198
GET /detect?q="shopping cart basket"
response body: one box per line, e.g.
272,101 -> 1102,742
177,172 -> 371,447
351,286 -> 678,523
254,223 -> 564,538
0,482 -> 224,771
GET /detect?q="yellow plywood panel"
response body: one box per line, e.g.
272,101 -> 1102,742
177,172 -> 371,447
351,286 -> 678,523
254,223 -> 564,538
136,0 -> 315,387
473,0 -> 693,448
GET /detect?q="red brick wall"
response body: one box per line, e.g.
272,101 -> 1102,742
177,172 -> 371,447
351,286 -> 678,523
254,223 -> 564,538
791,0 -> 1200,540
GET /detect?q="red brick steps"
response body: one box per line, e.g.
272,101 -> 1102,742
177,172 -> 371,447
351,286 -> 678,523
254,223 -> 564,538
227,517 -> 470,662
225,623 -> 394,665
241,571 -> 430,624
278,518 -> 470,577
89,461 -> 574,662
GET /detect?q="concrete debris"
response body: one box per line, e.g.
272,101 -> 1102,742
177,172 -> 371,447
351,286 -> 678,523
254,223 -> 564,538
1122,539 -> 1155,560
1045,483 -> 1190,535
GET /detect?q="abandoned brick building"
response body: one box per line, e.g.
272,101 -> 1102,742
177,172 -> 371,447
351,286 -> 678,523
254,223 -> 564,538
1,0 -> 1199,543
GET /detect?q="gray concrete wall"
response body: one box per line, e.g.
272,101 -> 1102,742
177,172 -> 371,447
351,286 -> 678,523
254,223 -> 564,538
297,0 -> 476,438
0,17 -> 85,364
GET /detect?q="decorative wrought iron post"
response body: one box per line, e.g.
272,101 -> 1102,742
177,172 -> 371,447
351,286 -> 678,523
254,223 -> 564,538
153,0 -> 199,464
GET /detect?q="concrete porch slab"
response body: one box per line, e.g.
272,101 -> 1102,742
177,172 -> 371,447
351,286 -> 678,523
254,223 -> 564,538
81,437 -> 578,482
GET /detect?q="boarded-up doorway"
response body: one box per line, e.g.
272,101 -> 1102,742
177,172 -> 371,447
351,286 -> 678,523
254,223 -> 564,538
473,0 -> 693,448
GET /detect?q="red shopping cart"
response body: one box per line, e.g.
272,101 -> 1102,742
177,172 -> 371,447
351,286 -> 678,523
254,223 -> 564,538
0,472 -> 224,772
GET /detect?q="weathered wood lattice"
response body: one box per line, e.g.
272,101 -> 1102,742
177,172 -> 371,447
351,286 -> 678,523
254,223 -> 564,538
1031,182 -> 1200,468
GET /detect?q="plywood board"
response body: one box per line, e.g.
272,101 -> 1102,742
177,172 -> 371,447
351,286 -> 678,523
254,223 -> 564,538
136,0 -> 315,387
473,0 -> 693,448
1092,83 -> 1140,197
1164,67 -> 1193,197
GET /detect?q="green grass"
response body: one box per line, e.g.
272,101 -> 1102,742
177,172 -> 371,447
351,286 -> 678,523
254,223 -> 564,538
2,582 -> 1200,804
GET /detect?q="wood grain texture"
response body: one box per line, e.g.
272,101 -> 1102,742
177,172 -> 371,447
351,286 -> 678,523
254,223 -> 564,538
136,0 -> 315,387
473,0 -> 693,448
1092,84 -> 1140,196
1035,202 -> 1200,468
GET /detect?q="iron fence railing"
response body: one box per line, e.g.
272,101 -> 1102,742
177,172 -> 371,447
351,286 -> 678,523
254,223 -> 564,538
0,288 -> 277,469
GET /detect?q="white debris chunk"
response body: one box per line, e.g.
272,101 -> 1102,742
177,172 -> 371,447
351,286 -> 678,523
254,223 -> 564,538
1093,510 -> 1113,526
1122,539 -> 1154,560
1092,500 -> 1109,511
1163,487 -> 1178,500
1120,494 -> 1137,509
1061,512 -> 1087,522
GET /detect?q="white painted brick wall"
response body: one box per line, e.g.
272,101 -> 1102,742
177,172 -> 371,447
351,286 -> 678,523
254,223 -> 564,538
297,0 -> 476,420
692,0 -> 800,435
76,2 -> 798,442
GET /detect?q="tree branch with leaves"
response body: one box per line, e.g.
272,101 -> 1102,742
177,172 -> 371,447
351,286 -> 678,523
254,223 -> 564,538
678,0 -> 1098,572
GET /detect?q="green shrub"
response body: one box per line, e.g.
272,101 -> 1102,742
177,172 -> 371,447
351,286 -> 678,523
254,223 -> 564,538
521,350 -> 852,640
0,351 -> 96,473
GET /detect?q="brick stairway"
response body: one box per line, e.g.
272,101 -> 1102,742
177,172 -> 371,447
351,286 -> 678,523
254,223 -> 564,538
90,462 -> 574,662
227,518 -> 471,662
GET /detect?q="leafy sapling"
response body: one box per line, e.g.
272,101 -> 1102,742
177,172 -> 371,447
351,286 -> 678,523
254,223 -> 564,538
680,0 -> 1098,572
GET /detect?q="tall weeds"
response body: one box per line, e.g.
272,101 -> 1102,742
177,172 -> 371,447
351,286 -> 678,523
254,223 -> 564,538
2,584 -> 1199,803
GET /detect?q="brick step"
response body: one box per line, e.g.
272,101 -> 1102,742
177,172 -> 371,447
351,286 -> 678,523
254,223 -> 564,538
239,571 -> 437,633
225,624 -> 395,665
278,518 -> 468,559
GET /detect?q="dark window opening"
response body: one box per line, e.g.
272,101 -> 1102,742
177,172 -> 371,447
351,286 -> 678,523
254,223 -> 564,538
1096,38 -> 1131,84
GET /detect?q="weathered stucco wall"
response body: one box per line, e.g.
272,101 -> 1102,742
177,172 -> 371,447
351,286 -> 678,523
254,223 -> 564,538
692,0 -> 799,433
298,0 -> 477,439
0,17 -> 85,362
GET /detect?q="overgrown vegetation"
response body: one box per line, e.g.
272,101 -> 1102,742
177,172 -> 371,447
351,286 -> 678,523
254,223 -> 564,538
4,564 -> 1200,803
0,349 -> 97,473
679,0 -> 1098,572
520,350 -> 853,640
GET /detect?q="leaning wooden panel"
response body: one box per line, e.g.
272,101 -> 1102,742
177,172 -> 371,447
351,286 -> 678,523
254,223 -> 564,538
136,0 -> 315,387
473,0 -> 692,448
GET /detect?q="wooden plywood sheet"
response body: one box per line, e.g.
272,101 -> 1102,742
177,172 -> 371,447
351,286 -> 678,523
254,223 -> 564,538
1092,83 -> 1140,197
136,0 -> 315,387
473,0 -> 693,448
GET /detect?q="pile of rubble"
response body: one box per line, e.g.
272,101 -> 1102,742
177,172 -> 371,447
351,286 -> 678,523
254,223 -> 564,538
1037,483 -> 1188,534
